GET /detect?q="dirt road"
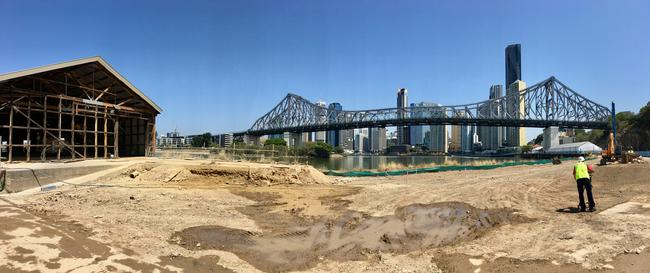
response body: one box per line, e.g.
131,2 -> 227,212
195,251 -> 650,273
1,158 -> 649,272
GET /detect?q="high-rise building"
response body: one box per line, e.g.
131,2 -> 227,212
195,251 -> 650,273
315,101 -> 327,142
478,85 -> 505,150
339,128 -> 354,151
505,44 -> 521,89
410,102 -> 439,145
505,80 -> 527,146
326,103 -> 342,147
410,102 -> 447,153
368,127 -> 387,153
460,124 -> 476,153
387,130 -> 398,146
429,124 -> 448,153
354,129 -> 368,152
450,125 -> 461,152
396,88 -> 410,145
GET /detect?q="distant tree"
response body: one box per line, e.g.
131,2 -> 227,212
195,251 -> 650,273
264,138 -> 287,147
521,144 -> 533,153
191,133 -> 213,147
333,146 -> 344,154
633,102 -> 650,150
304,142 -> 333,158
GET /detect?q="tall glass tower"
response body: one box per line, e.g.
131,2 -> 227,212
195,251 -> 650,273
396,88 -> 410,145
326,103 -> 342,147
505,44 -> 521,88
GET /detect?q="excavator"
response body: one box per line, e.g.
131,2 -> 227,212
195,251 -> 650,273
601,132 -> 641,165
600,103 -> 641,165
600,132 -> 617,165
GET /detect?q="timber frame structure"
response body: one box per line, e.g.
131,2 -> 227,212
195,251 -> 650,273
0,57 -> 161,162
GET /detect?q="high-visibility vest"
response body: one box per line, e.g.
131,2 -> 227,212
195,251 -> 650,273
575,162 -> 590,180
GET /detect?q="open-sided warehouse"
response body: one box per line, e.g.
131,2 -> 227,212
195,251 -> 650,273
0,57 -> 161,162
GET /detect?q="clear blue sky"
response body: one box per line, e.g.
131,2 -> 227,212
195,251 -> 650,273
1,0 -> 649,141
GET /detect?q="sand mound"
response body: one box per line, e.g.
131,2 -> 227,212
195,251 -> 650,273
189,162 -> 332,186
137,165 -> 199,183
100,163 -> 200,184
102,162 -> 331,186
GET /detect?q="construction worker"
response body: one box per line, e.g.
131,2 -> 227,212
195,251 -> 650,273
573,156 -> 596,212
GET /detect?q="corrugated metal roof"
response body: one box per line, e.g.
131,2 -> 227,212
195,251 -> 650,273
0,56 -> 162,113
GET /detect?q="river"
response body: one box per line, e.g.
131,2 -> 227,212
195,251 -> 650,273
156,149 -> 522,171
264,155 -> 521,171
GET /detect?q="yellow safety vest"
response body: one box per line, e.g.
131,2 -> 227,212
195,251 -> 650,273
575,162 -> 590,180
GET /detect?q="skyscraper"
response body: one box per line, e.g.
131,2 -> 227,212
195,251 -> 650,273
505,80 -> 527,146
450,125 -> 461,152
478,85 -> 505,150
396,88 -> 410,145
410,102 -> 438,145
505,44 -> 521,89
315,101 -> 327,142
326,103 -> 342,147
460,124 -> 476,153
427,103 -> 449,153
368,127 -> 387,153
429,123 -> 448,153
354,128 -> 369,152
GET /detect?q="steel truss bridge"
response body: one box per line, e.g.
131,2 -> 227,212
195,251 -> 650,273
240,77 -> 612,136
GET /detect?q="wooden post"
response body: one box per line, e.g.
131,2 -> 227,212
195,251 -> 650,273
103,107 -> 108,158
71,103 -> 75,159
114,119 -> 119,158
26,96 -> 31,162
8,95 -> 14,162
43,96 -> 47,161
144,120 -> 150,156
151,119 -> 156,155
83,114 -> 87,159
94,107 -> 98,158
57,96 -> 62,160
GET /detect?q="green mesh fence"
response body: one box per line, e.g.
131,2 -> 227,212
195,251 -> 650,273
323,157 -> 588,177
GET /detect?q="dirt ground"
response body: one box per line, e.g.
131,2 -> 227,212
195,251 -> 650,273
1,157 -> 650,273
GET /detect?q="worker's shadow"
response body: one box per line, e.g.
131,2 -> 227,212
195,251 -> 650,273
556,207 -> 582,213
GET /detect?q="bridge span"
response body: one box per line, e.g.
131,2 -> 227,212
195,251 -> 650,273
236,77 -> 612,137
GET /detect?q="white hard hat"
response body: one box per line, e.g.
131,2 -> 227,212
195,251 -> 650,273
578,156 -> 585,162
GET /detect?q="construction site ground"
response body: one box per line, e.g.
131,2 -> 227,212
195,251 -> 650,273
1,157 -> 650,273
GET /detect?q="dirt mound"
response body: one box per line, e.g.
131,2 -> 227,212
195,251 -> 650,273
171,202 -> 529,272
137,165 -> 198,183
189,163 -> 332,186
101,162 -> 332,186
99,163 -> 200,184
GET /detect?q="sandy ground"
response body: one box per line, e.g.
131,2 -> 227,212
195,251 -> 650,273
1,157 -> 650,273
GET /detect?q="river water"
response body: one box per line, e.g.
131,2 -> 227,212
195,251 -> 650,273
156,149 -> 521,171
269,155 -> 520,171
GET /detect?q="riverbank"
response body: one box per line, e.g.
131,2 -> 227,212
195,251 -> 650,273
2,158 -> 649,272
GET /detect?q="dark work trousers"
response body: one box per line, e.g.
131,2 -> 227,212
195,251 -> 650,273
577,178 -> 595,209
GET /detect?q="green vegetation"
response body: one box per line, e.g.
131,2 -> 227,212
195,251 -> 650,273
264,138 -> 287,147
294,142 -> 334,158
520,144 -> 533,153
333,146 -> 345,154
191,133 -> 213,147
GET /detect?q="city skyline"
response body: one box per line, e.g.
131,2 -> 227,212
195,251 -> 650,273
2,1 -> 649,142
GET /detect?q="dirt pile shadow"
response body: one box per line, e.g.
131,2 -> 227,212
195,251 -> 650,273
171,202 -> 529,272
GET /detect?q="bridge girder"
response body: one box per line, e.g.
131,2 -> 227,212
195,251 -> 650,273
242,77 -> 611,136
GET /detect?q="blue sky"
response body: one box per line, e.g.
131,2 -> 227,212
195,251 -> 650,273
1,0 -> 649,141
